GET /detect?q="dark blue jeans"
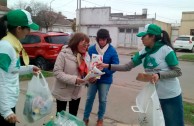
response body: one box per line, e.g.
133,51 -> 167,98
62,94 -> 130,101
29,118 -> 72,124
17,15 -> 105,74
83,83 -> 111,120
160,94 -> 184,126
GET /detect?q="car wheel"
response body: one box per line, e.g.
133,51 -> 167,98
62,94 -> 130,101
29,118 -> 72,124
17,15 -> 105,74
35,57 -> 48,70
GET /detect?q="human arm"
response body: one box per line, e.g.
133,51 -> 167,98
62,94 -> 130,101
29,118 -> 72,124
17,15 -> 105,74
19,65 -> 40,75
5,113 -> 20,123
53,52 -> 86,85
102,48 -> 120,74
0,45 -> 20,123
148,65 -> 182,84
97,60 -> 135,72
0,67 -> 20,123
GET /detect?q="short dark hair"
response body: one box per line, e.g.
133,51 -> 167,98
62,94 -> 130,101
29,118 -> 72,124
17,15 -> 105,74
96,29 -> 111,43
68,32 -> 89,53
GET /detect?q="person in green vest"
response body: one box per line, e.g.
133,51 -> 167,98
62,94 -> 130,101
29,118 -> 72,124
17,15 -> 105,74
0,9 -> 40,126
97,24 -> 184,126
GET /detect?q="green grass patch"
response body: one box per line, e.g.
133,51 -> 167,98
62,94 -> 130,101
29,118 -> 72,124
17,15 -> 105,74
19,70 -> 54,81
178,54 -> 194,61
129,51 -> 138,55
184,101 -> 194,125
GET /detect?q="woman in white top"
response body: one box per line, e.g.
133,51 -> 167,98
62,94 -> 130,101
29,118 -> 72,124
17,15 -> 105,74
97,24 -> 184,126
0,9 -> 40,126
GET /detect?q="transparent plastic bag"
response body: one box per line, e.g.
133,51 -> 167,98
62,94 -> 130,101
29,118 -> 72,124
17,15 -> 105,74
131,84 -> 165,126
23,73 -> 53,123
45,111 -> 85,126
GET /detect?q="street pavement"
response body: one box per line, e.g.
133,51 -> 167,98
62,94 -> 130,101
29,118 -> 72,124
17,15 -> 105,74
17,76 -> 139,126
16,47 -> 193,126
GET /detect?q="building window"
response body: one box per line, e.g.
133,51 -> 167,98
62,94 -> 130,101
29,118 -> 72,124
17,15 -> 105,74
133,29 -> 138,33
119,28 -> 125,33
126,29 -> 131,33
190,29 -> 194,35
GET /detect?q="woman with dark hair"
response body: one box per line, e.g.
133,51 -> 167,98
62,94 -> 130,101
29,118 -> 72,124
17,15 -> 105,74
97,24 -> 184,126
0,9 -> 40,126
83,29 -> 119,126
52,32 -> 96,116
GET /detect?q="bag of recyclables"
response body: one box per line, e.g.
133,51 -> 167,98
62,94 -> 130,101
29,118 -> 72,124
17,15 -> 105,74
23,73 -> 53,123
131,84 -> 165,126
45,110 -> 85,126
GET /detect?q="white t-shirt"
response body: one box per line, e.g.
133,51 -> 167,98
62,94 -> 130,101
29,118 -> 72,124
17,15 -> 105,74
133,45 -> 181,99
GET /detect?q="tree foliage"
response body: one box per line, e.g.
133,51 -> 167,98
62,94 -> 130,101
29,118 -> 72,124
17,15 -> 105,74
71,18 -> 76,32
11,0 -> 61,32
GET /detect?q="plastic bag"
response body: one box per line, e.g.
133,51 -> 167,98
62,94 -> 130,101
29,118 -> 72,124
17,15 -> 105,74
23,73 -> 53,123
45,111 -> 85,126
131,84 -> 165,126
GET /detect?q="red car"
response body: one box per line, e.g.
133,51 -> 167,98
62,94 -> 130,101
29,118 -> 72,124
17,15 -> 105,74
20,32 -> 70,70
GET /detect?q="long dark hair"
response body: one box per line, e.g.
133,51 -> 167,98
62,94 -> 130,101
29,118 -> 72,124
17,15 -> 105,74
0,15 -> 7,39
155,30 -> 174,50
148,30 -> 174,51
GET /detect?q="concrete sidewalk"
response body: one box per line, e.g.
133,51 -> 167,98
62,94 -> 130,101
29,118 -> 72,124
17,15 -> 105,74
17,77 -> 139,126
15,47 -> 193,126
16,47 -> 140,126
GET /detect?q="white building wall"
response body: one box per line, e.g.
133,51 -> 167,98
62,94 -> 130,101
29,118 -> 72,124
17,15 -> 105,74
80,7 -> 111,25
77,7 -> 170,49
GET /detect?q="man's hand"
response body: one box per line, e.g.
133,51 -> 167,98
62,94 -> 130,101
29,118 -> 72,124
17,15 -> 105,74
5,113 -> 20,124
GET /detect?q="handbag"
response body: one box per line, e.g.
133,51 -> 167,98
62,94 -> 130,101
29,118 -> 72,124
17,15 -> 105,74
23,73 -> 53,123
131,84 -> 165,126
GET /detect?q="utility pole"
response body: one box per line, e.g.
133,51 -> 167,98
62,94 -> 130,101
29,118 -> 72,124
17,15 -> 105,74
77,0 -> 81,32
50,0 -> 55,11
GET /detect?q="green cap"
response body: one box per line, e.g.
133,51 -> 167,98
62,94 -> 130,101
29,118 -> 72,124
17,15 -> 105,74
7,9 -> 39,30
137,24 -> 162,37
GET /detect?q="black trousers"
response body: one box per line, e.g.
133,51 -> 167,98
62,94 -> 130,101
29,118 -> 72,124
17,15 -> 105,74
56,98 -> 81,116
0,107 -> 15,126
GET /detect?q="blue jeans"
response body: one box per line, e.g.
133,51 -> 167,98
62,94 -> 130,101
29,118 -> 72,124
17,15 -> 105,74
83,83 -> 111,120
160,94 -> 184,126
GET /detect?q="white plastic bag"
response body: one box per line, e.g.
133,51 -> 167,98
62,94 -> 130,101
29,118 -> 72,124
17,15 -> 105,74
131,84 -> 165,126
23,73 -> 53,123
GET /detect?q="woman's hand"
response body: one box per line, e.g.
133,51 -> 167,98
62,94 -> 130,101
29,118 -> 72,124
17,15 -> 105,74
76,77 -> 85,85
150,74 -> 159,84
96,63 -> 108,70
5,113 -> 20,124
32,66 -> 41,75
88,77 -> 97,83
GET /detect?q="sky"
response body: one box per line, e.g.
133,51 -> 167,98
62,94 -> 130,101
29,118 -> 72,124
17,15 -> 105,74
7,0 -> 194,24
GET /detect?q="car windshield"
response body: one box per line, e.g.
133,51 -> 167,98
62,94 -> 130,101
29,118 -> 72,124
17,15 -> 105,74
176,37 -> 190,41
45,35 -> 70,44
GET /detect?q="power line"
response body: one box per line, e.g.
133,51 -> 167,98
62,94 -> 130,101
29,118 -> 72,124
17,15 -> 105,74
110,0 -> 194,9
54,0 -> 74,8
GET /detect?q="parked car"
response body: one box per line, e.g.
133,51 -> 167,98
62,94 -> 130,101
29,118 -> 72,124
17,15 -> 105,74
20,32 -> 70,70
173,35 -> 194,53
